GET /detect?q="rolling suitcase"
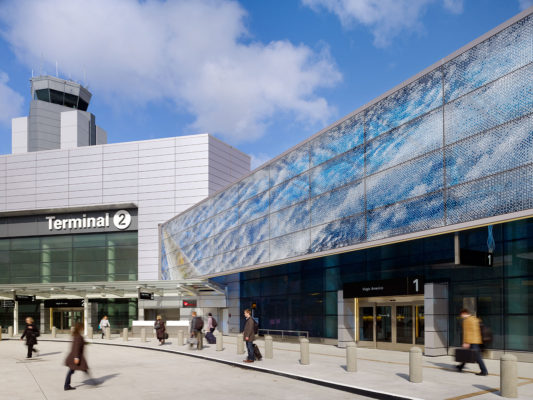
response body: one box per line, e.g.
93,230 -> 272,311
455,348 -> 477,363
253,344 -> 262,361
205,331 -> 216,344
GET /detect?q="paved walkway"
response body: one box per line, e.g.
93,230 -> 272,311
2,334 -> 533,399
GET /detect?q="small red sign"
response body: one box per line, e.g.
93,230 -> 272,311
182,300 -> 197,307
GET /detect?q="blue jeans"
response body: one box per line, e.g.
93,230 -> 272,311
246,341 -> 254,361
459,344 -> 488,374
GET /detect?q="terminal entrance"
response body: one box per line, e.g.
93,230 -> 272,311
357,296 -> 424,351
50,308 -> 84,333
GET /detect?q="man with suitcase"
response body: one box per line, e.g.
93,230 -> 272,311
456,308 -> 488,376
190,311 -> 204,350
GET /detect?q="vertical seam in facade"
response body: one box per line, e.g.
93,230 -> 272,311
441,67 -> 448,226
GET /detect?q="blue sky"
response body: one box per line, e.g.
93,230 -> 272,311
0,0 -> 531,168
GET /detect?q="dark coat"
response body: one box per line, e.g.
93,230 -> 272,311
65,334 -> 89,371
21,324 -> 39,346
243,317 -> 255,342
155,320 -> 166,340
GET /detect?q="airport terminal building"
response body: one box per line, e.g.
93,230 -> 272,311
0,75 -> 250,334
161,9 -> 533,359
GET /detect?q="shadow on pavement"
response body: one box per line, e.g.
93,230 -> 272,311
396,373 -> 409,381
428,362 -> 460,371
473,384 -> 500,396
83,373 -> 120,386
38,352 -> 62,357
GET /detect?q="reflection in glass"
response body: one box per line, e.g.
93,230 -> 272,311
396,305 -> 413,344
376,306 -> 392,342
359,307 -> 374,341
415,306 -> 425,345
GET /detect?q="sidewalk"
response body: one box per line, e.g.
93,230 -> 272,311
6,333 -> 533,400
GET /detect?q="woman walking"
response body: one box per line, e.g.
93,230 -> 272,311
154,315 -> 166,345
20,317 -> 39,359
64,322 -> 89,391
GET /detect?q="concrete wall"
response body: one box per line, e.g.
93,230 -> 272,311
0,134 -> 250,280
11,117 -> 27,154
424,282 -> 449,356
337,290 -> 356,348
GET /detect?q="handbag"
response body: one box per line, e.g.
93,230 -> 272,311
164,332 -> 169,339
188,337 -> 198,345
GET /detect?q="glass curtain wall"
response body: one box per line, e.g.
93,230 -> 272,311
0,231 -> 137,284
238,217 -> 533,351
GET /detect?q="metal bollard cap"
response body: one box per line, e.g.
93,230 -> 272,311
501,354 -> 517,361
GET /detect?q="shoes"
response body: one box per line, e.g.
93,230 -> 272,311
476,372 -> 488,376
243,359 -> 254,363
64,386 -> 76,391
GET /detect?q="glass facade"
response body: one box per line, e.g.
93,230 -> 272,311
0,231 -> 138,284
214,218 -> 533,351
162,14 -> 533,279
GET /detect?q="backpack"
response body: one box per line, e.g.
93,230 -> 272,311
194,317 -> 204,331
211,317 -> 217,328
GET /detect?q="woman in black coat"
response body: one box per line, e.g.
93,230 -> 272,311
154,315 -> 166,345
64,322 -> 89,391
20,317 -> 39,358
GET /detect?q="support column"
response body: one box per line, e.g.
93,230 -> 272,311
13,300 -> 18,335
40,302 -> 45,334
424,283 -> 448,356
107,239 -> 115,281
41,243 -> 51,283
337,290 -> 356,348
84,296 -> 89,336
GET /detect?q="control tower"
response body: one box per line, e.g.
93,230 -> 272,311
12,76 -> 107,153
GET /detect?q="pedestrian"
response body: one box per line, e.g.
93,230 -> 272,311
190,311 -> 203,350
242,308 -> 256,363
154,315 -> 166,345
207,312 -> 217,333
99,315 -> 110,339
20,317 -> 39,359
64,322 -> 89,391
456,308 -> 488,376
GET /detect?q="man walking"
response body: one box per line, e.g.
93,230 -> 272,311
456,308 -> 488,376
190,311 -> 204,350
242,308 -> 255,363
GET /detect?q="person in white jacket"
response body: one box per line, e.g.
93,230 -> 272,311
99,315 -> 110,339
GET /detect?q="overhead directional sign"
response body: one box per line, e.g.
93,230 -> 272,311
16,295 -> 36,303
343,277 -> 424,298
1,300 -> 15,308
139,292 -> 154,300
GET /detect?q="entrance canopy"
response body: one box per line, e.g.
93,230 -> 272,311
0,279 -> 225,300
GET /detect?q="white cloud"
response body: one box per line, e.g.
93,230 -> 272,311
250,152 -> 273,170
302,0 -> 465,47
443,0 -> 464,14
0,72 -> 24,127
0,0 -> 341,143
519,0 -> 533,11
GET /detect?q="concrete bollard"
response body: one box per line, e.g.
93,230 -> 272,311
141,328 -> 147,342
501,354 -> 518,398
87,326 -> 93,339
8,326 -> 13,337
346,342 -> 357,372
216,331 -> 223,351
265,335 -> 273,359
105,327 -> 111,340
123,327 -> 128,341
300,337 -> 310,365
237,333 -> 245,354
409,347 -> 423,383
51,327 -> 56,338
177,329 -> 183,345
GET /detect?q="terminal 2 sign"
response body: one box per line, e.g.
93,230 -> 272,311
46,209 -> 132,231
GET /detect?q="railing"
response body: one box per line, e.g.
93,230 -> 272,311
258,328 -> 309,340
